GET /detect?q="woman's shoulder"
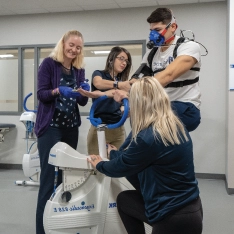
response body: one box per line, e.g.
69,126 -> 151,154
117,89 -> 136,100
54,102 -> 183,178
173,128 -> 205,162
137,127 -> 155,143
42,57 -> 55,64
40,57 -> 58,67
92,70 -> 105,76
38,57 -> 57,72
92,70 -> 109,79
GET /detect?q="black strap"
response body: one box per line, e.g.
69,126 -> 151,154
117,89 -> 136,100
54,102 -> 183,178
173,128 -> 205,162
148,37 -> 184,69
148,37 -> 200,73
153,68 -> 166,75
147,47 -> 158,70
190,67 -> 200,71
153,66 -> 200,75
173,37 -> 200,72
173,37 -> 185,58
165,77 -> 199,88
131,63 -> 153,79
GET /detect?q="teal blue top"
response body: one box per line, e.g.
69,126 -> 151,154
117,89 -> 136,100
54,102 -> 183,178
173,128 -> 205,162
96,126 -> 199,223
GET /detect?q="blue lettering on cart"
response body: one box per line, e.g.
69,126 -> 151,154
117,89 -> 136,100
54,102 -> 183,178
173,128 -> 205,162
53,201 -> 95,213
109,202 -> 117,208
31,156 -> 39,160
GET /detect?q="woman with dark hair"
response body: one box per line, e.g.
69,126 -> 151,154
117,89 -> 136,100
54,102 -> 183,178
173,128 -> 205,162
85,46 -> 132,155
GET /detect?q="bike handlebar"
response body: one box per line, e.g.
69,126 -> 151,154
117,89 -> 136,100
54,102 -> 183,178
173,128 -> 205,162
23,93 -> 37,113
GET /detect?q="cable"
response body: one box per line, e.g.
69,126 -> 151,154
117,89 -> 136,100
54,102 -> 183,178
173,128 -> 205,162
28,141 -> 37,154
180,29 -> 208,56
50,166 -> 58,200
154,30 -> 208,56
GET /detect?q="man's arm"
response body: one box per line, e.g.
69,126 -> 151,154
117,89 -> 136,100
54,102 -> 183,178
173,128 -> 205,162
154,55 -> 198,87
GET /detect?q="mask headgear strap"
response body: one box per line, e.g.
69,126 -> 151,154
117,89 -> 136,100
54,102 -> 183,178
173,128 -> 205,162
160,15 -> 176,36
161,16 -> 176,43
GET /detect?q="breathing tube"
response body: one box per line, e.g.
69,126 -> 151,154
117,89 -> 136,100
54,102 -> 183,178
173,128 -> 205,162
88,95 -> 129,129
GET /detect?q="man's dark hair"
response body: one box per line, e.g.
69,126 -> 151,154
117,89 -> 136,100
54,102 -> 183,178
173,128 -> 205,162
147,8 -> 172,25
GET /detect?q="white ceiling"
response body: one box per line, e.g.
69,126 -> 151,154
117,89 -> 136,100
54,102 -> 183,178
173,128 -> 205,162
0,0 -> 225,16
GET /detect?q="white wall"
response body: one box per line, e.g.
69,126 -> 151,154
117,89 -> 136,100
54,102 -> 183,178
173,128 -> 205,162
0,2 -> 227,175
227,0 -> 234,189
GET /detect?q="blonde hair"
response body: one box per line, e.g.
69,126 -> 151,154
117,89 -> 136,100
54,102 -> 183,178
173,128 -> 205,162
129,76 -> 188,146
49,30 -> 84,69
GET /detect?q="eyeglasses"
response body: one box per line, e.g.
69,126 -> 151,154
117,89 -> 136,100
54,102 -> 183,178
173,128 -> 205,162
116,56 -> 130,65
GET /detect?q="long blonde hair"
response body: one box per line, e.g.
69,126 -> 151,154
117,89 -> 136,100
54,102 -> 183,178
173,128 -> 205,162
49,30 -> 84,69
129,76 -> 188,146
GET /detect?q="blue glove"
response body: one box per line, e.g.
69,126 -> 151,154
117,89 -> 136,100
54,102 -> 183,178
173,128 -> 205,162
59,86 -> 81,98
80,82 -> 90,91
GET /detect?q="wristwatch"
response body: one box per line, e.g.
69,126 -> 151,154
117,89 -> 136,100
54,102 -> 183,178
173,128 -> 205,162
113,81 -> 118,89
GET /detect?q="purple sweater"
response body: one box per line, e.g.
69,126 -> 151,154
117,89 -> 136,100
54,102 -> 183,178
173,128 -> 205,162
35,57 -> 88,137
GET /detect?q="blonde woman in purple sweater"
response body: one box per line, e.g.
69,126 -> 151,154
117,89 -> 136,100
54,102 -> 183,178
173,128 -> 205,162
35,30 -> 89,234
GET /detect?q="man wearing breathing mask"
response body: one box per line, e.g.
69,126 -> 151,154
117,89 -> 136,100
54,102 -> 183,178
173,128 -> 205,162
131,8 -> 201,132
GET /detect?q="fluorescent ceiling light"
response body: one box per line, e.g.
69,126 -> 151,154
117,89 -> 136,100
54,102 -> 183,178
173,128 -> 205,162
92,51 -> 110,54
0,54 -> 14,58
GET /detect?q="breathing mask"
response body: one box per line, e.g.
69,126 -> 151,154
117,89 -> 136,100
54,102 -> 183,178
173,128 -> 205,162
147,16 -> 176,49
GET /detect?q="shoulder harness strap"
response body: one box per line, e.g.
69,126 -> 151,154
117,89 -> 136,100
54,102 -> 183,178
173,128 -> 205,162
173,37 -> 200,72
147,47 -> 158,71
148,37 -> 200,76
173,37 -> 185,59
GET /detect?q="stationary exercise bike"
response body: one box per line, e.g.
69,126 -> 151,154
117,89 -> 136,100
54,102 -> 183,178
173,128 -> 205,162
0,123 -> 16,143
43,95 -> 152,234
15,93 -> 40,186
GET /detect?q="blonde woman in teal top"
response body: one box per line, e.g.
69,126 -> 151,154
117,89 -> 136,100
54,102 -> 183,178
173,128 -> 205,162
88,77 -> 203,234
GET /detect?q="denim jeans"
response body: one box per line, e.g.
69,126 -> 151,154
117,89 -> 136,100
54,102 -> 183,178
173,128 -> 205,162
36,126 -> 78,234
171,101 -> 201,132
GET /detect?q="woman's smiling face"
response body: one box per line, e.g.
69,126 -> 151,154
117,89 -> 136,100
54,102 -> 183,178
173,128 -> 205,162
63,35 -> 83,61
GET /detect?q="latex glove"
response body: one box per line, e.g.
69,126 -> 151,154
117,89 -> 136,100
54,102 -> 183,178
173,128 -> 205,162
80,82 -> 90,91
59,86 -> 81,98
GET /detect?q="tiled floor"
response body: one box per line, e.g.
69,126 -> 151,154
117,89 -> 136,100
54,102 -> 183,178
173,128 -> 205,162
0,169 -> 234,234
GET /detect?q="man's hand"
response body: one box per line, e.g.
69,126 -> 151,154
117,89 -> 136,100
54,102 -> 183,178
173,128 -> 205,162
118,80 -> 132,92
113,90 -> 129,103
129,78 -> 137,85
